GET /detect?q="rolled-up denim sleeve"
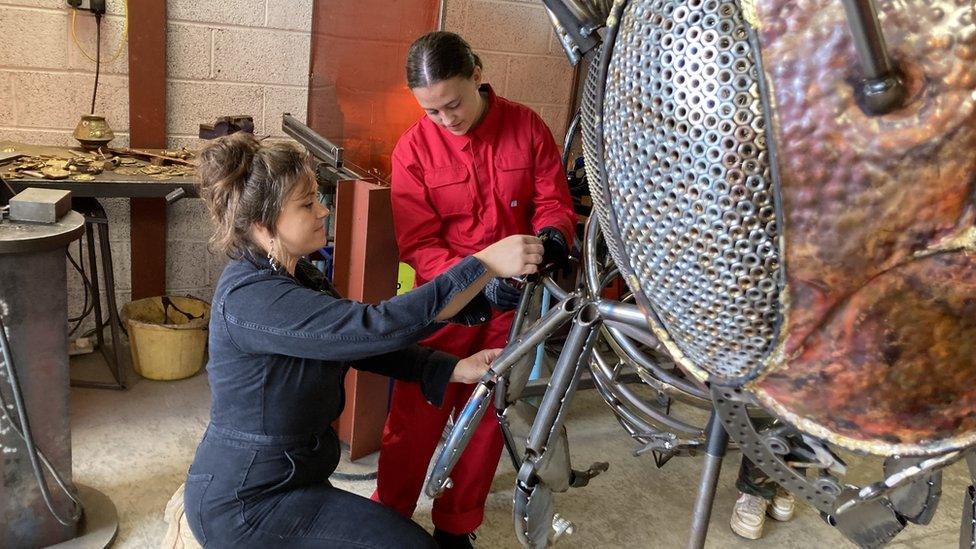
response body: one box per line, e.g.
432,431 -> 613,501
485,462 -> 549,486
447,293 -> 491,327
221,256 -> 487,361
352,345 -> 457,406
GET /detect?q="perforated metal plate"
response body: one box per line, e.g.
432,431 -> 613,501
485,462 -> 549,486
585,0 -> 782,381
581,44 -> 624,265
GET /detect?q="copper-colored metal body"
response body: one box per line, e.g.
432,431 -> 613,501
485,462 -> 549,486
749,0 -> 976,454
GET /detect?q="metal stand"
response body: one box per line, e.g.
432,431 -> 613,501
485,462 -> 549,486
71,198 -> 126,390
962,452 -> 976,549
49,484 -> 119,549
688,411 -> 729,549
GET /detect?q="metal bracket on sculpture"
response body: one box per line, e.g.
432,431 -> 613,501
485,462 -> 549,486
711,385 -> 844,514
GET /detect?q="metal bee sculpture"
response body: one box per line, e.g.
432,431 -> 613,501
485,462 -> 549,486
426,0 -> 976,547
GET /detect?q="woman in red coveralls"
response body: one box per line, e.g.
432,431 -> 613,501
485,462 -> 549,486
372,31 -> 577,547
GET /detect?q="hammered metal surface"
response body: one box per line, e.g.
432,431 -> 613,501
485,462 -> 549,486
749,0 -> 976,454
595,0 -> 781,380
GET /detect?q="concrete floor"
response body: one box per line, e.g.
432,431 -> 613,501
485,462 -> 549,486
68,350 -> 969,548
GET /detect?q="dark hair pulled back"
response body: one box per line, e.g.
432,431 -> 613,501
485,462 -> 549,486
405,31 -> 483,89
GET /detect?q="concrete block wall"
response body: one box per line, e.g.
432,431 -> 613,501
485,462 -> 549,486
2,0 -> 575,341
443,0 -> 576,141
0,0 -> 311,339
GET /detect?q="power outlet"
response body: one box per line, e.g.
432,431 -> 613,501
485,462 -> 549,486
66,0 -> 106,14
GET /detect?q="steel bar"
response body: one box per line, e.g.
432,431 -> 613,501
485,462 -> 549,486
687,412 -> 729,549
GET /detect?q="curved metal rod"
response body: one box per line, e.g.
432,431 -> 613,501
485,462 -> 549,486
589,367 -> 703,453
583,214 -> 605,297
590,344 -> 704,437
598,326 -> 711,408
606,324 -> 710,401
562,110 -> 582,169
543,275 -> 569,301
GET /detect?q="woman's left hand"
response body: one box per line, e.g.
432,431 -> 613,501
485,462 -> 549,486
451,348 -> 503,384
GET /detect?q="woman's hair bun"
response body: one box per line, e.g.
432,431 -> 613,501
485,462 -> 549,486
198,132 -> 262,197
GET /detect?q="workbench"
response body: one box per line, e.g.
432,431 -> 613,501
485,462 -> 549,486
1,140 -> 199,300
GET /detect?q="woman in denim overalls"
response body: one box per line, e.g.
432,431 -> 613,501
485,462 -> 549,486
182,133 -> 544,547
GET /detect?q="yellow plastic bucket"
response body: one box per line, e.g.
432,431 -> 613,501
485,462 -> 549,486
121,296 -> 211,380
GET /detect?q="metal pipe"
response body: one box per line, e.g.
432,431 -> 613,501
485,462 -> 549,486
688,412 -> 729,549
495,279 -> 540,470
590,346 -> 704,436
542,275 -> 568,301
583,214 -> 604,297
595,299 -> 652,331
841,0 -> 894,78
840,0 -> 907,114
507,278 -> 539,344
541,0 -> 600,55
497,407 -> 523,470
525,304 -> 599,455
548,10 -> 583,66
606,324 -> 710,400
484,292 -> 582,379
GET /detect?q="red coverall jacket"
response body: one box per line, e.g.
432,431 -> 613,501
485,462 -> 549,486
391,84 -> 577,356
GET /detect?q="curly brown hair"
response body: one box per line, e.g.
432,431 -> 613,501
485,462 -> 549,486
196,132 -> 312,259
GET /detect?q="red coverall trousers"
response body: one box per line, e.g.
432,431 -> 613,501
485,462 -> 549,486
372,84 -> 576,534
373,314 -> 511,533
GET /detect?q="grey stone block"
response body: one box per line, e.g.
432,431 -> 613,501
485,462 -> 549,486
9,188 -> 72,223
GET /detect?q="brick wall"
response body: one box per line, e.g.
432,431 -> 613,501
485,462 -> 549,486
0,0 -> 311,337
444,0 -> 575,141
1,0 -> 574,338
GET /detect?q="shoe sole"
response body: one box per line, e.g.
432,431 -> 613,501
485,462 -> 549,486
768,507 -> 794,522
730,519 -> 763,540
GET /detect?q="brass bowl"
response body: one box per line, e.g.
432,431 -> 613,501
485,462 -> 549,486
74,115 -> 115,150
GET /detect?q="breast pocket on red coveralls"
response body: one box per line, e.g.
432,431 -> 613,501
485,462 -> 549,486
496,152 -> 533,210
426,164 -> 472,218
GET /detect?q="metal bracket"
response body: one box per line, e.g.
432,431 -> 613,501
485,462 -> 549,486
712,385 -> 843,514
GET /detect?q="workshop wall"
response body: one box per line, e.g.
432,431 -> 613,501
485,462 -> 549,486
0,0 -> 312,337
443,0 -> 575,141
1,0 -> 574,340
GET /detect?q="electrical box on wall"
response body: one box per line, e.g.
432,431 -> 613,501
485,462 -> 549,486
66,0 -> 106,14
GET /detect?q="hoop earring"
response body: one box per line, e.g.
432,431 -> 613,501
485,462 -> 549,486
268,238 -> 280,271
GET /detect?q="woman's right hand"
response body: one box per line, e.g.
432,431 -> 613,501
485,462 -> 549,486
473,235 -> 544,278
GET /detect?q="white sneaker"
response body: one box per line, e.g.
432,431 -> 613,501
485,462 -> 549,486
768,488 -> 796,522
730,492 -> 768,540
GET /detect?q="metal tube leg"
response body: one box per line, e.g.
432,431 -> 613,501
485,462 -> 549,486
524,309 -> 596,455
962,452 -> 976,549
97,222 -> 125,388
688,411 -> 730,549
84,223 -> 105,351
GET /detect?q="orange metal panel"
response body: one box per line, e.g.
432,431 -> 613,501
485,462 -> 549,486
332,180 -> 400,460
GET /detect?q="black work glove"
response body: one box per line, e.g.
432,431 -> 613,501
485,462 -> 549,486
538,226 -> 571,277
483,277 -> 522,311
